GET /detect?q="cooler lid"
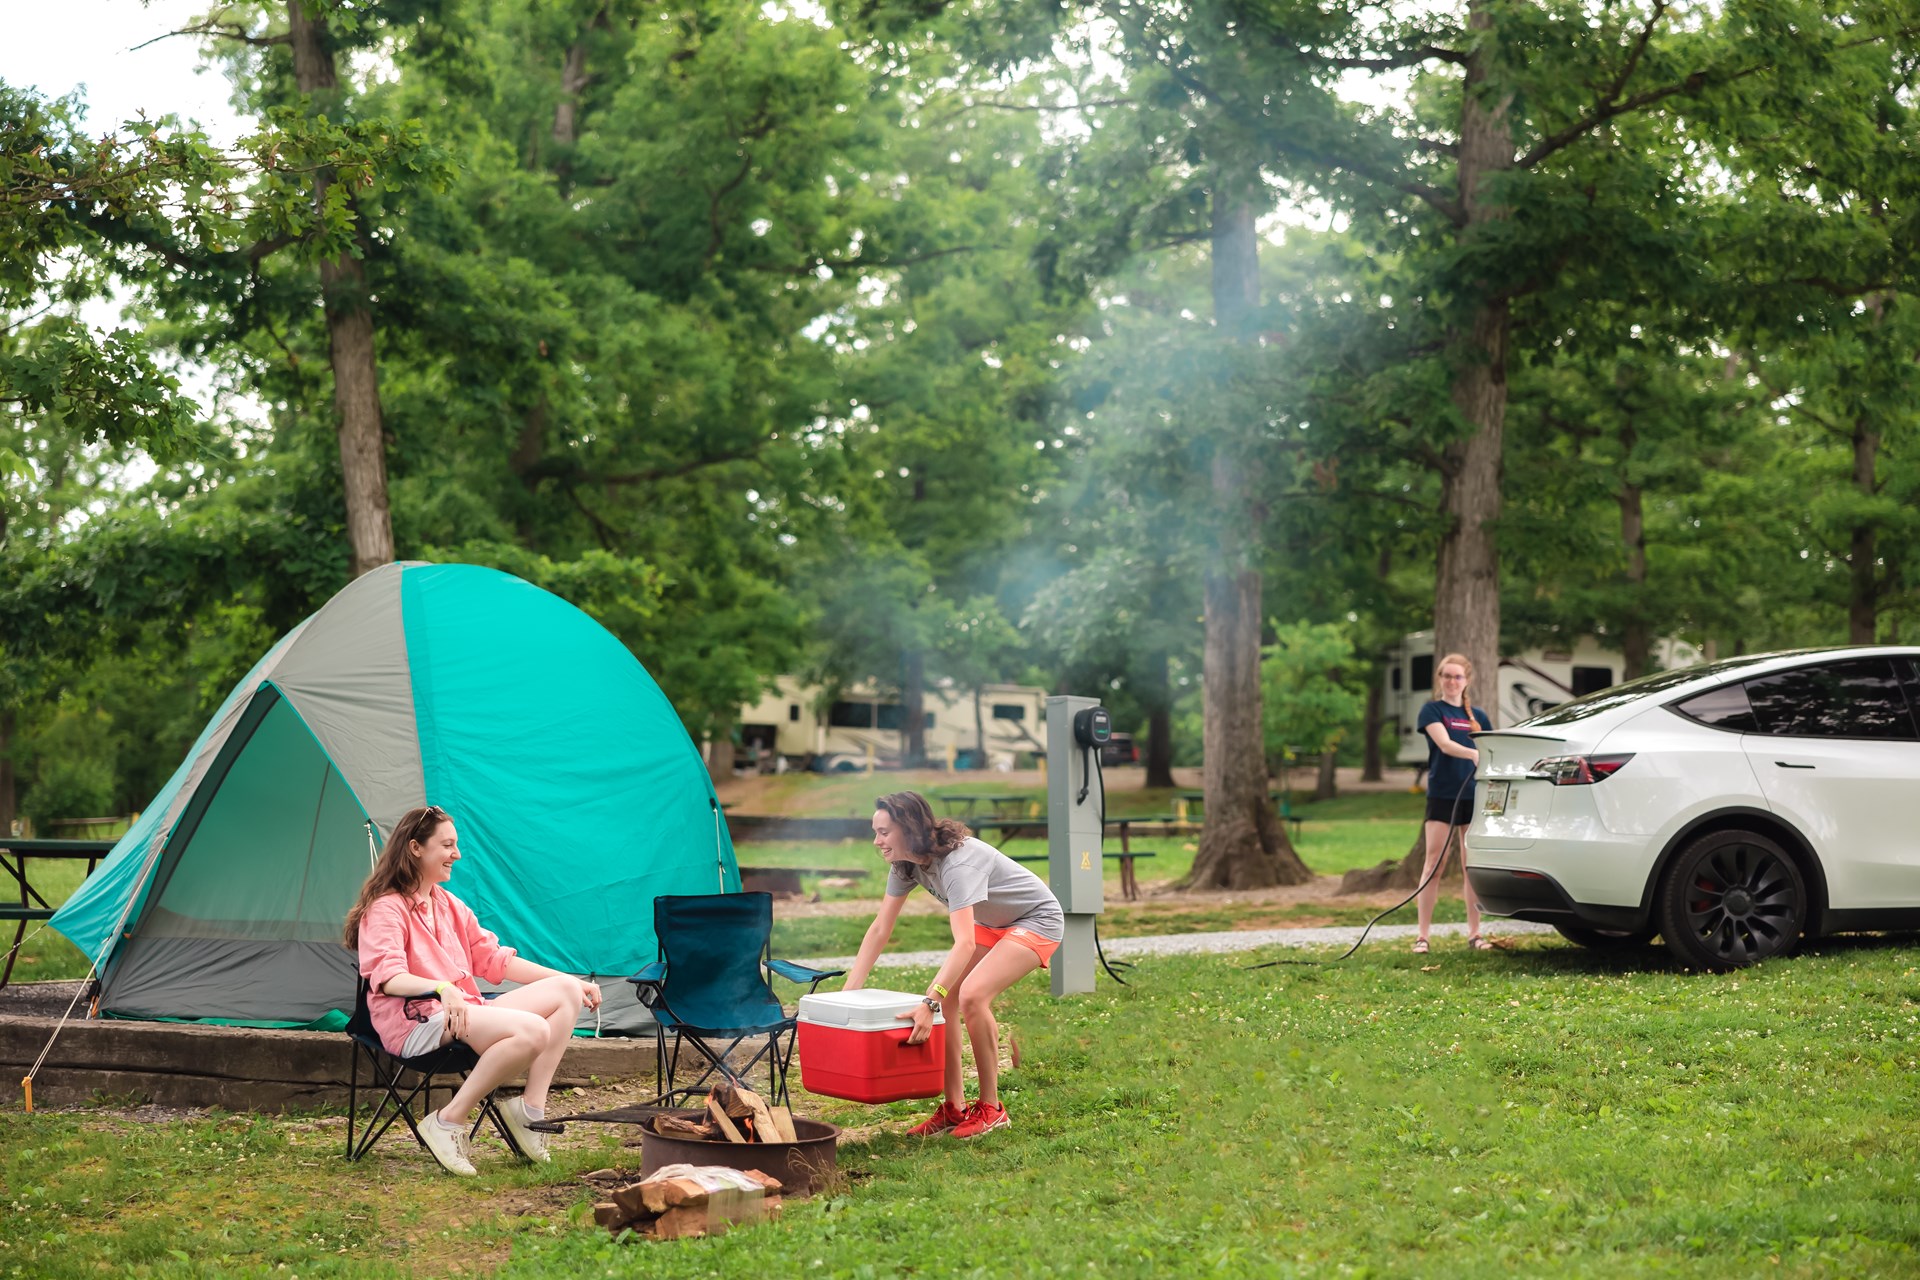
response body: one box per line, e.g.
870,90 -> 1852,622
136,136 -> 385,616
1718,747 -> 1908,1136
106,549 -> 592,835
798,987 -> 945,1029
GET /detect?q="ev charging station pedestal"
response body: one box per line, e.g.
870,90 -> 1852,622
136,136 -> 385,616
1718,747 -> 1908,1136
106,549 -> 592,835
1045,695 -> 1107,996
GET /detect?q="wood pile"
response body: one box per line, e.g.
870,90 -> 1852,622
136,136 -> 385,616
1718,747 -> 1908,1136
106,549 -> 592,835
589,1163 -> 784,1240
648,1080 -> 798,1144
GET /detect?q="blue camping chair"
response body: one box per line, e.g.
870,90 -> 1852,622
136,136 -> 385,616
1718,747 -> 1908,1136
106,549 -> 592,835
628,892 -> 843,1107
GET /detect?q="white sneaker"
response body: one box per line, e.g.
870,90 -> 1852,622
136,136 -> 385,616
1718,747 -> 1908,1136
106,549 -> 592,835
419,1111 -> 477,1176
496,1095 -> 551,1163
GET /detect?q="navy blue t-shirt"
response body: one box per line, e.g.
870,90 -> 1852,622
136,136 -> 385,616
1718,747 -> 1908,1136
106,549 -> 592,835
1418,699 -> 1490,801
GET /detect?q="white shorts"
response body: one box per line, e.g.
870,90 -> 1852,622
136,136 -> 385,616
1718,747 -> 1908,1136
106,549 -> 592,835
401,1011 -> 450,1059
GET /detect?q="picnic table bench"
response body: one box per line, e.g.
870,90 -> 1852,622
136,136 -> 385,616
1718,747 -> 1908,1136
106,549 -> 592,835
2,838 -> 113,988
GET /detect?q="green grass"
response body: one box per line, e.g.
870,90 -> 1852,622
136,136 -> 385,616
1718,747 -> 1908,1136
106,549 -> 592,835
7,859 -> 92,983
4,938 -> 1917,1277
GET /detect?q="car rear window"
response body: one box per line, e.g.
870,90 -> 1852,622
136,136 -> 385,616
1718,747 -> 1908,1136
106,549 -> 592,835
1739,657 -> 1919,740
1672,683 -> 1759,731
1521,652 -> 1807,727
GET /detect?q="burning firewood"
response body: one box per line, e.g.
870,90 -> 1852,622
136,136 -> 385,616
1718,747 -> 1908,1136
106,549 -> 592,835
705,1095 -> 747,1143
650,1114 -> 716,1141
709,1081 -> 788,1143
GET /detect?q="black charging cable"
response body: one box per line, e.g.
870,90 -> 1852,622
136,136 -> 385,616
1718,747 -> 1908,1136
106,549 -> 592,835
1238,783 -> 1473,970
1081,742 -> 1133,987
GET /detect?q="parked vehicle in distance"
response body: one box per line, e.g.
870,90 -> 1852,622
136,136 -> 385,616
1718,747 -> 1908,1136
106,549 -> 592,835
1100,732 -> 1139,767
739,677 -> 1047,772
1466,646 -> 1920,970
1384,630 -> 1702,764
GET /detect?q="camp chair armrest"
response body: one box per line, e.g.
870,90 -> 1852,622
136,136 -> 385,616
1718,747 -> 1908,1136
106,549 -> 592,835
766,958 -> 844,993
627,961 -> 668,1008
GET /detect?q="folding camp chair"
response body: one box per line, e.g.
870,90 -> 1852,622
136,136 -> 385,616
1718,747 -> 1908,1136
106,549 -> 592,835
627,892 -> 843,1108
344,979 -> 526,1163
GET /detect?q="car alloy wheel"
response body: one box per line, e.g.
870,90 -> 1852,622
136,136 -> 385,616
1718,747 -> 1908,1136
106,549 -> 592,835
1657,829 -> 1807,971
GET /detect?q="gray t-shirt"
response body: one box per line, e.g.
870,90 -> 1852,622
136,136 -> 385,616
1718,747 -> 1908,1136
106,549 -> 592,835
885,837 -> 1065,940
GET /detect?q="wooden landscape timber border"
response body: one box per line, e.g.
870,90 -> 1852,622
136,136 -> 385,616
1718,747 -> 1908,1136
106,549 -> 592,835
0,1014 -> 659,1112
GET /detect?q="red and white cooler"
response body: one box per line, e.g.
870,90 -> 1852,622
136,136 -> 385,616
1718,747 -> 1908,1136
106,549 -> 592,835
795,989 -> 946,1103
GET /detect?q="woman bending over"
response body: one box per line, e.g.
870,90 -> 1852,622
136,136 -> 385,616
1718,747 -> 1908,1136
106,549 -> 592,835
845,791 -> 1063,1139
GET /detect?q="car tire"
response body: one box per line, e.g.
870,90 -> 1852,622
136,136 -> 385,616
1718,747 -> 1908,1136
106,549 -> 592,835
1551,922 -> 1657,951
1656,828 -> 1808,971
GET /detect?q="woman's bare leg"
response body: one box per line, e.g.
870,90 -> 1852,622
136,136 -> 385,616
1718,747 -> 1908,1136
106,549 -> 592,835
1415,819 -> 1455,943
939,945 -> 992,1106
486,975 -> 585,1110
955,941 -> 1041,1108
1458,826 -> 1483,937
436,1004 -> 549,1123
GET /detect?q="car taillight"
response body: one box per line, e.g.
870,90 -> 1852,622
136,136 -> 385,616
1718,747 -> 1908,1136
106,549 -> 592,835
1531,754 -> 1635,785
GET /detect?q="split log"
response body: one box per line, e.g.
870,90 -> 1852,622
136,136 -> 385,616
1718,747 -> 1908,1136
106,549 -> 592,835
652,1114 -> 716,1141
706,1095 -> 747,1143
768,1104 -> 798,1144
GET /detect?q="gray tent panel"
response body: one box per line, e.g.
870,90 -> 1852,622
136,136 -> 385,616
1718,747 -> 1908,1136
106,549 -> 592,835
104,937 -> 358,1024
271,562 -> 424,835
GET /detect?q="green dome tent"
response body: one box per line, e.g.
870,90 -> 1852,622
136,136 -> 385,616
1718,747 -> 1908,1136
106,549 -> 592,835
50,561 -> 739,1031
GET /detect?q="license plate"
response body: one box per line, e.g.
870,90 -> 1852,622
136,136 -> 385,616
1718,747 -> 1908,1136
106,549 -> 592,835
1482,781 -> 1510,816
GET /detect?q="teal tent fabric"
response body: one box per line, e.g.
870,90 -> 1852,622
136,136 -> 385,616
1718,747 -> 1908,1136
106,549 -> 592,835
49,562 -> 738,1030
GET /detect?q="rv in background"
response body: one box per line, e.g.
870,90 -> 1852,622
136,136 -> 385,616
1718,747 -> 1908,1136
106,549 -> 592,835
737,678 -> 1049,772
1385,630 -> 1702,766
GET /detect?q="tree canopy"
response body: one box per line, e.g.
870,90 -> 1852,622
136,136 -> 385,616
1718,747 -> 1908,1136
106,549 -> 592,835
8,0 -> 1920,884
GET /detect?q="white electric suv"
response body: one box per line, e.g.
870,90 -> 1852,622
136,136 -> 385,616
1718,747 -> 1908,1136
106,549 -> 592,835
1466,646 -> 1920,970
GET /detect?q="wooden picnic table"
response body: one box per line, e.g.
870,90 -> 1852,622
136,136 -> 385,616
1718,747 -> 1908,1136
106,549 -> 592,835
936,792 -> 1034,819
1,838 -> 113,988
1007,852 -> 1158,902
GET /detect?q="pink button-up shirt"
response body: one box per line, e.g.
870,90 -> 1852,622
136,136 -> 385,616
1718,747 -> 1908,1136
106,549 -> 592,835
356,886 -> 516,1057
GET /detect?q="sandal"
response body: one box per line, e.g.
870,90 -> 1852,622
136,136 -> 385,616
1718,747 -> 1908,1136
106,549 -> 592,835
1411,938 -> 1429,954
1468,934 -> 1493,951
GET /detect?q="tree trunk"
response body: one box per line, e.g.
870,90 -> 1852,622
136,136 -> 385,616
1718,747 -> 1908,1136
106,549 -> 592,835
552,37 -> 591,150
1434,0 -> 1514,726
1314,748 -> 1338,802
288,1 -> 394,579
706,717 -> 735,785
1338,828 -> 1466,894
901,649 -> 926,768
972,685 -> 986,769
0,707 -> 15,838
1849,417 -> 1879,644
1184,173 -> 1310,890
1144,648 -> 1176,790
1618,420 -> 1651,680
1360,671 -> 1384,783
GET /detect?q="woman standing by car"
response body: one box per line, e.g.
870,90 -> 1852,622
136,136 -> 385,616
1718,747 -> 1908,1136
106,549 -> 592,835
1414,653 -> 1492,953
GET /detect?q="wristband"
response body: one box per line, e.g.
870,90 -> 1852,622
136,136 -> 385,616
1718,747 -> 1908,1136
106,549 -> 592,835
930,982 -> 948,999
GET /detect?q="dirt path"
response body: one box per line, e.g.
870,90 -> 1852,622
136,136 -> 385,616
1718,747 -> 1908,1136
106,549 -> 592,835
776,873 -> 1416,921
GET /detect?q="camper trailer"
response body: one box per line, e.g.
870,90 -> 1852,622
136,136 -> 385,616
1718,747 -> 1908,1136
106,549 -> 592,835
1384,631 -> 1702,766
738,678 -> 1049,771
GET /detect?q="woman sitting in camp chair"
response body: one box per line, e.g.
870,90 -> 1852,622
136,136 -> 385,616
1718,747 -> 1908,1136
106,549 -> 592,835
344,804 -> 601,1176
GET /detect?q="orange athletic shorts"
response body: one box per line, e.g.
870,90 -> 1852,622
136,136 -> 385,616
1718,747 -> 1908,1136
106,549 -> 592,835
973,923 -> 1061,969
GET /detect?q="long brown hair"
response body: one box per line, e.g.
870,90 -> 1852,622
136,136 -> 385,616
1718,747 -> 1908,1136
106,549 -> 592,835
875,791 -> 971,859
343,805 -> 450,947
1437,651 -> 1476,725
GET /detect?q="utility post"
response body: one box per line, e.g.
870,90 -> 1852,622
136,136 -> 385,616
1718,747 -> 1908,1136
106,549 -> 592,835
1045,695 -> 1105,996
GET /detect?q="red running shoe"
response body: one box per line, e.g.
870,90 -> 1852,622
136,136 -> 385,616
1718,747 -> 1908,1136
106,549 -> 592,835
951,1100 -> 1011,1139
905,1099 -> 969,1136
